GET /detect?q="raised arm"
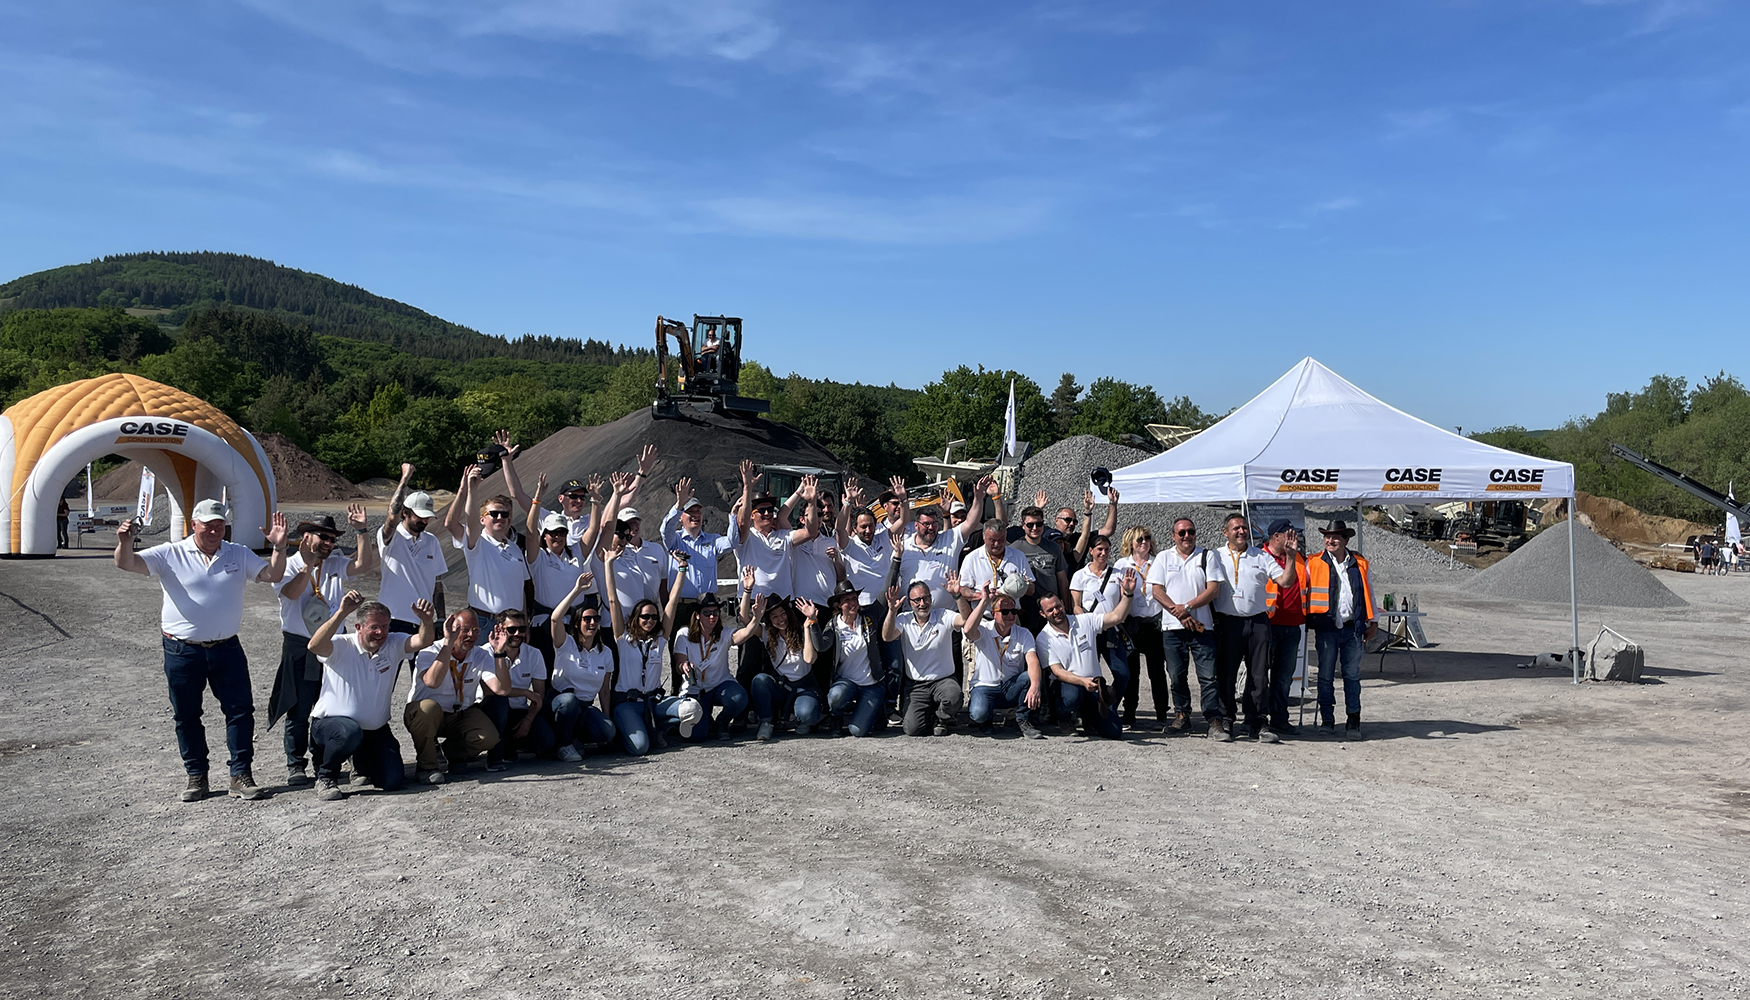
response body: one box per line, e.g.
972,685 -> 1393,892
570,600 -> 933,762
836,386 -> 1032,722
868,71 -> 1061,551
524,472 -> 547,564
880,585 -> 904,643
732,591 -> 767,645
961,584 -> 994,641
113,518 -> 148,575
345,503 -> 375,575
734,459 -> 756,545
1099,568 -> 1137,630
257,513 -> 289,583
837,483 -> 862,549
405,599 -> 437,654
307,589 -> 364,659
661,554 -> 688,636
960,476 -> 997,540
381,462 -> 413,546
602,543 -> 627,640
493,429 -> 534,513
798,599 -> 821,664
789,475 -> 822,544
886,476 -> 910,533
550,570 -> 594,649
575,474 -> 610,556
446,467 -> 479,548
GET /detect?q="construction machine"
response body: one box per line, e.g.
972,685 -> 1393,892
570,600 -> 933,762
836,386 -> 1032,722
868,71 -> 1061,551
652,315 -> 770,420
1609,443 -> 1750,524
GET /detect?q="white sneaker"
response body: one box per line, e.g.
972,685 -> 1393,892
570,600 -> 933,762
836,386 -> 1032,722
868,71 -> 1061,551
558,744 -> 583,763
756,722 -> 775,741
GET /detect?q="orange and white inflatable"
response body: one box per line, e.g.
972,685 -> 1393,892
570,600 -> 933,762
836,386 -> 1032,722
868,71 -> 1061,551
1,374 -> 276,556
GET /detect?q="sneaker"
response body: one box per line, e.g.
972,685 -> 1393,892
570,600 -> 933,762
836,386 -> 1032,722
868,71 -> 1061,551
285,762 -> 312,787
416,769 -> 447,785
756,722 -> 775,742
229,772 -> 267,800
485,759 -> 506,772
1345,713 -> 1363,741
558,744 -> 583,763
1167,711 -> 1190,735
181,774 -> 209,802
932,724 -> 950,737
350,771 -> 374,787
1259,729 -> 1281,744
316,776 -> 345,801
1017,717 -> 1046,740
795,722 -> 812,736
1274,722 -> 1300,737
1319,720 -> 1337,737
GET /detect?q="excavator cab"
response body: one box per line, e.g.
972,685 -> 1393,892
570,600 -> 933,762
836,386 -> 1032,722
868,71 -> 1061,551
653,314 -> 770,420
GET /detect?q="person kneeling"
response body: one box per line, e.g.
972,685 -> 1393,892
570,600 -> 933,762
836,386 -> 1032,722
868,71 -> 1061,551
307,593 -> 435,800
963,588 -> 1046,739
406,612 -> 500,783
1037,578 -> 1132,740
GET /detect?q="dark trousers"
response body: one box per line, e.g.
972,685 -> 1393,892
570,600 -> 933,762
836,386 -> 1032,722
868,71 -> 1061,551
1162,627 -> 1221,718
162,635 -> 254,777
56,516 -> 69,548
1214,612 -> 1271,728
1058,679 -> 1123,739
902,677 -> 962,735
309,716 -> 406,791
1267,623 -> 1302,729
277,631 -> 323,769
1121,617 -> 1166,719
860,602 -> 902,717
480,695 -> 555,761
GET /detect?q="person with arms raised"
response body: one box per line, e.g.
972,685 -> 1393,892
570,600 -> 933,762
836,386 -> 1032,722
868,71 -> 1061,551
601,536 -> 688,755
445,463 -> 529,646
405,611 -> 500,783
733,460 -> 821,600
377,462 -> 446,642
736,588 -> 824,742
962,586 -> 1046,739
545,571 -> 618,760
523,471 -> 620,667
306,592 -> 436,800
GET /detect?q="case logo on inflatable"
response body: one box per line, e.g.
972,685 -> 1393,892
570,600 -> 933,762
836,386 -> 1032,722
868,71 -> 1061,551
115,420 -> 191,445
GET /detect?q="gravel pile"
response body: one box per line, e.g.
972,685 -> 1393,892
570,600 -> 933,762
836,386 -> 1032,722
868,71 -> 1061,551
1459,519 -> 1687,609
1015,436 -> 1473,585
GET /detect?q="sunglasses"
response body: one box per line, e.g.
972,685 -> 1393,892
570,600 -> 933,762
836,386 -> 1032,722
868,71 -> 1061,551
637,612 -> 661,621
561,492 -> 588,500
1022,521 -> 1044,530
1175,529 -> 1196,536
577,616 -> 601,625
699,608 -> 721,616
485,510 -> 511,520
502,626 -> 528,635
753,507 -> 777,516
996,608 -> 1020,617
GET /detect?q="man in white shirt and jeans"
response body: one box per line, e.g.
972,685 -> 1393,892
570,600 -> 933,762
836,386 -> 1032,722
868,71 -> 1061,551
306,591 -> 436,800
446,467 -> 530,645
377,462 -> 445,638
115,499 -> 289,803
1036,579 -> 1134,739
1208,513 -> 1296,743
1147,518 -> 1222,737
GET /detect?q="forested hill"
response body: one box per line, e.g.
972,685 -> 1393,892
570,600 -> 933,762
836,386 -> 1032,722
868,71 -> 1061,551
0,251 -> 645,365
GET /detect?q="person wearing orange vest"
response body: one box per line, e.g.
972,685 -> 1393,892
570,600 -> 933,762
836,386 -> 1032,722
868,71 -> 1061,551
1261,519 -> 1308,740
1303,520 -> 1377,739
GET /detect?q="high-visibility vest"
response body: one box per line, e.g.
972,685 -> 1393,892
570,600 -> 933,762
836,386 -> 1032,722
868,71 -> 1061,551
1264,551 -> 1307,619
1304,551 -> 1375,623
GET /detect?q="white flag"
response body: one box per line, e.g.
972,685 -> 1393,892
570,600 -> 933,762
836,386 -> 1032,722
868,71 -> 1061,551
1729,481 -> 1741,545
1003,378 -> 1017,459
136,467 -> 157,523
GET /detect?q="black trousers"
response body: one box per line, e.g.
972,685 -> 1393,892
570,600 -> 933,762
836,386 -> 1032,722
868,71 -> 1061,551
1213,612 -> 1270,728
1121,617 -> 1167,720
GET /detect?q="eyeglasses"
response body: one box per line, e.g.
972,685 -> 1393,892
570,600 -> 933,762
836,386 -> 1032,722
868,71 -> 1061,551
1175,529 -> 1196,536
485,510 -> 510,520
1058,516 -> 1077,526
502,626 -> 528,635
996,608 -> 1020,617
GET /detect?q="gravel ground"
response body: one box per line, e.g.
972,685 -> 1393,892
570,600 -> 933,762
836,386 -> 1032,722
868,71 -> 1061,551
1015,436 -> 1473,585
1461,520 -> 1687,609
3,550 -> 1747,998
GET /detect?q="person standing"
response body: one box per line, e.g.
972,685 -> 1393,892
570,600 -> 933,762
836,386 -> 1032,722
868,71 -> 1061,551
445,467 -> 530,644
114,499 -> 289,802
377,462 -> 446,637
1147,518 -> 1220,737
305,592 -> 436,800
1305,520 -> 1377,739
663,476 -> 737,628
56,496 -> 70,549
733,461 -> 821,600
838,481 -> 906,693
1262,519 -> 1308,739
269,507 -> 373,786
956,522 -> 1035,601
1113,525 -> 1166,730
1209,514 -> 1295,743
1007,501 -> 1070,632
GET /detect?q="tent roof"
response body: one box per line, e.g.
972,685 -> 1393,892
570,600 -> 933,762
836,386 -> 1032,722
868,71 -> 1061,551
1108,358 -> 1574,503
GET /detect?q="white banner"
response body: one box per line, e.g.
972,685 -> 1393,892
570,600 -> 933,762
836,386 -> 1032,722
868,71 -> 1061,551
135,467 -> 157,523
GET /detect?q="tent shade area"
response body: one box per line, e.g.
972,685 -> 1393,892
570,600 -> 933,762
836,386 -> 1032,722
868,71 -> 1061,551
0,374 -> 277,556
1107,358 -> 1584,676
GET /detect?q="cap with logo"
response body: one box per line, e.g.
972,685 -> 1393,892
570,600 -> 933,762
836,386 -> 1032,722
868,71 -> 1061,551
1265,518 -> 1295,537
191,499 -> 229,523
404,491 -> 437,518
949,500 -> 968,514
559,478 -> 588,495
541,512 -> 569,533
618,507 -> 641,523
681,496 -> 703,511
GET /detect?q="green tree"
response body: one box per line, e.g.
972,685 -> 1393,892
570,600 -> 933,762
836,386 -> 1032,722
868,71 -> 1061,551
135,338 -> 264,420
183,306 -> 323,381
1049,373 -> 1081,439
1069,377 -> 1167,444
579,359 -> 664,426
1161,394 -> 1217,430
0,307 -> 171,363
899,366 -> 1052,464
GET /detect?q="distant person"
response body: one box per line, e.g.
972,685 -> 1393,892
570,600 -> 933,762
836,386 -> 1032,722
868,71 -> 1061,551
377,463 -> 445,639
476,609 -> 552,769
405,612 -> 499,783
1305,520 -> 1377,740
601,538 -> 689,755
1052,488 -> 1117,577
963,588 -> 1046,739
56,496 -> 70,549
884,579 -> 966,737
114,499 -> 289,802
1260,519 -> 1307,740
1113,524 -> 1165,730
1069,533 -> 1128,729
1209,513 -> 1295,743
662,476 -> 737,628
700,327 -> 720,372
305,592 -> 435,801
269,507 -> 374,787
1036,582 -> 1133,740
838,481 -> 908,720
1006,501 -> 1068,631
445,466 -> 530,645
1147,518 -> 1220,737
536,476 -> 599,559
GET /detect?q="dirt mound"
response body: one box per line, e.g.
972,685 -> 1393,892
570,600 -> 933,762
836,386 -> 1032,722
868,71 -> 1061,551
1542,492 -> 1712,547
1459,521 -> 1686,609
91,432 -> 365,504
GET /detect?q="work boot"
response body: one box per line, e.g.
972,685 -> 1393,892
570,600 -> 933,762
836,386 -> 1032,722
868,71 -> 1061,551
229,771 -> 267,800
315,776 -> 345,801
1345,713 -> 1363,741
1320,713 -> 1337,737
1167,711 -> 1191,736
1017,716 -> 1046,740
181,774 -> 209,802
285,761 -> 312,787
1207,717 -> 1228,741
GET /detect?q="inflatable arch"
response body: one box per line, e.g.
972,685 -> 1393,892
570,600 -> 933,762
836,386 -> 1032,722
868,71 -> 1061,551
1,374 -> 276,557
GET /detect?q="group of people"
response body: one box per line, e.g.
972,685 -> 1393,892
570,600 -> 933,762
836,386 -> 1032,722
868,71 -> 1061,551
1693,537 -> 1743,575
117,431 -> 1381,804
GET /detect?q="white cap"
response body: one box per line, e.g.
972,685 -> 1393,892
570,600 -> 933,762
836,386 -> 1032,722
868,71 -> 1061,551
618,507 -> 641,522
997,573 -> 1029,601
949,500 -> 968,513
675,697 -> 705,738
191,499 -> 229,523
541,512 -> 569,533
404,491 -> 437,518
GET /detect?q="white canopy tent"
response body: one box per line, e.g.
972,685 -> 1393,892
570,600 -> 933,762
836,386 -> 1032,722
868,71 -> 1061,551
1109,358 -> 1583,675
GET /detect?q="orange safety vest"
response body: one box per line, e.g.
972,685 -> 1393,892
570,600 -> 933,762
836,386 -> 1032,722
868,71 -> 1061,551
1264,551 -> 1307,620
1304,551 -> 1375,623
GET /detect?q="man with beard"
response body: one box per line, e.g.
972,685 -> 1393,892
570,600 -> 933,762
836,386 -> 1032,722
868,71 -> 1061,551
306,592 -> 436,800
378,462 -> 446,638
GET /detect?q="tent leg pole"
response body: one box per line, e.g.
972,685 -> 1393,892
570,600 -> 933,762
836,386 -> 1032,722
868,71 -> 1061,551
1355,501 -> 1363,555
1569,503 -> 1580,685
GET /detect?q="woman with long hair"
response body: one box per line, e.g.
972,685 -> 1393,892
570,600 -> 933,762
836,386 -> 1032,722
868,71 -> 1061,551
667,591 -> 746,741
819,581 -> 886,737
601,536 -> 685,756
545,570 -> 616,762
734,586 -> 821,741
1114,524 -> 1166,729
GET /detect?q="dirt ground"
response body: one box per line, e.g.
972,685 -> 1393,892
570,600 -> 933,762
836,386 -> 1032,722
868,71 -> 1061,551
1,546 -> 1747,999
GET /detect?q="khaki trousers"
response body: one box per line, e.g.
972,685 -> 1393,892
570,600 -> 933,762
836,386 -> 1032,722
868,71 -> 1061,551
404,700 -> 498,771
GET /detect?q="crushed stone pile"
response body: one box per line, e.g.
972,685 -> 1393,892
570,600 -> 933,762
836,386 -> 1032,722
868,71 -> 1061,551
94,432 -> 366,503
1459,520 -> 1686,608
1014,436 -> 1473,586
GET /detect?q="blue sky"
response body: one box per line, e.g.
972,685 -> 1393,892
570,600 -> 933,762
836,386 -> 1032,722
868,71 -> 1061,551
2,0 -> 1746,433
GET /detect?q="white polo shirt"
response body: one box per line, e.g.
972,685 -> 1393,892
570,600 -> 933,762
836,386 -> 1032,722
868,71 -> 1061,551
378,524 -> 445,624
1209,545 -> 1290,618
409,641 -> 493,712
611,540 -> 666,613
1070,564 -> 1123,617
738,526 -> 794,598
614,635 -> 665,693
551,636 -> 614,701
673,626 -> 734,690
138,537 -> 271,642
898,530 -> 965,611
312,632 -> 411,730
1114,555 -> 1160,619
1038,612 -> 1104,680
277,551 -> 356,638
969,625 -> 1035,687
957,545 -> 1034,596
899,608 -> 962,682
840,530 -> 895,606
480,644 -> 547,709
463,533 -> 529,614
530,547 -> 590,620
790,534 -> 837,604
829,617 -> 875,686
1147,546 -> 1215,631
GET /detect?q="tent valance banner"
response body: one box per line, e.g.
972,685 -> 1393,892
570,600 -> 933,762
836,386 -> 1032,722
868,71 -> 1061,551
1108,358 -> 1575,504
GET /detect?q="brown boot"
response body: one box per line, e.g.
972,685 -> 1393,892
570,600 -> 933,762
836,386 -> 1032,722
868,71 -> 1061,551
181,774 -> 209,802
1167,711 -> 1191,736
229,771 -> 268,800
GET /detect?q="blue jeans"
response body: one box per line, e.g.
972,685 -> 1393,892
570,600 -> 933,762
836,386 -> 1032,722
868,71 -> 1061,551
968,671 -> 1035,729
1058,678 -> 1122,739
751,673 -> 822,726
1161,628 -> 1220,718
549,691 -> 615,749
309,716 -> 406,791
1314,621 -> 1364,720
1267,623 -> 1302,728
162,635 -> 254,777
700,678 -> 749,735
826,679 -> 885,737
479,694 -> 555,761
611,693 -> 659,755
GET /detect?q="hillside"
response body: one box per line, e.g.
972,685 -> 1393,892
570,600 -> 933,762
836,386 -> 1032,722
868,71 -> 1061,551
0,251 -> 647,365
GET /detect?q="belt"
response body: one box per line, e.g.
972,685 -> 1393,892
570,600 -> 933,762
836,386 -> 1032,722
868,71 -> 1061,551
165,633 -> 235,648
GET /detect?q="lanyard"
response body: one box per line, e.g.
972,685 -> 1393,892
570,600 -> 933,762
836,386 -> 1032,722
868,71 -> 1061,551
995,629 -> 1013,664
694,633 -> 719,670
445,654 -> 465,703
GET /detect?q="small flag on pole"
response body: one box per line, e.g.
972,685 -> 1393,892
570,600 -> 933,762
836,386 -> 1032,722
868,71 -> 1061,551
1728,481 -> 1741,546
1003,378 -> 1017,459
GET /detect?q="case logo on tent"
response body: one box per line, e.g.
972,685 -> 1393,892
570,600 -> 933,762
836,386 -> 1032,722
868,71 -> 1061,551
114,420 -> 191,445
1277,468 -> 1340,492
1381,467 -> 1442,491
1487,467 -> 1544,491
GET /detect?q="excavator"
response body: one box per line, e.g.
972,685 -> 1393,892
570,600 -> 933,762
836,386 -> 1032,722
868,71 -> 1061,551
651,314 -> 770,420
